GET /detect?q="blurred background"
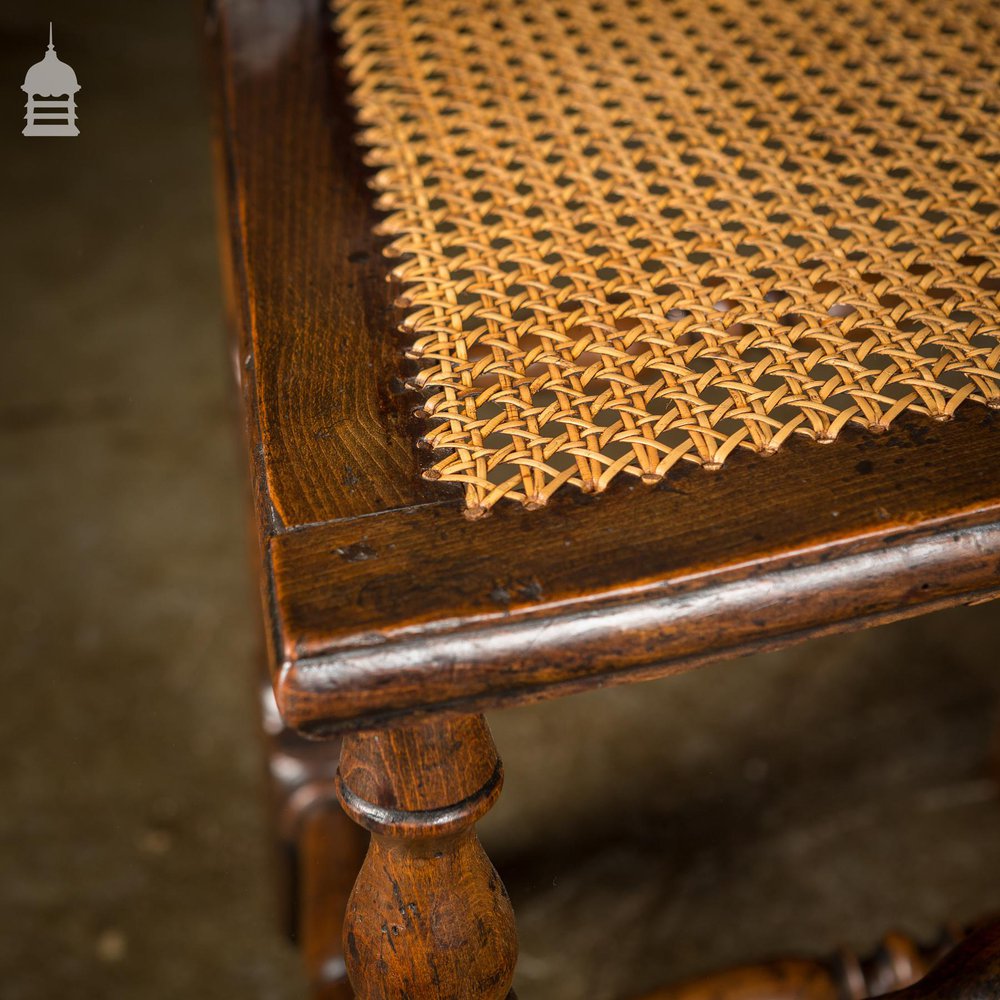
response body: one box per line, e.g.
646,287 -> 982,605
1,2 -> 999,999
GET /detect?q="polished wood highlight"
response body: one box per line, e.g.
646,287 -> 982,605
209,0 -> 439,533
206,0 -> 1000,996
635,926 -> 968,1000
275,410 -> 1000,733
886,921 -> 1000,1000
335,715 -> 517,999
330,0 -> 1000,517
209,0 -> 1000,735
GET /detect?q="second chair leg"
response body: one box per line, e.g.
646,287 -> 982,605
336,713 -> 518,1000
263,687 -> 368,999
296,795 -> 369,999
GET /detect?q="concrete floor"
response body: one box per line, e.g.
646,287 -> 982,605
1,4 -> 998,999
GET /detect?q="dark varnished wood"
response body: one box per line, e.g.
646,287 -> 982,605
209,0 -> 1000,735
274,408 -> 1000,733
297,799 -> 367,999
275,408 -> 1000,658
207,0 -> 1000,996
885,922 -> 1000,1000
210,0 -> 440,532
336,715 -> 516,999
262,687 -> 367,998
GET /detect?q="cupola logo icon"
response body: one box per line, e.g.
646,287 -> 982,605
22,24 -> 80,137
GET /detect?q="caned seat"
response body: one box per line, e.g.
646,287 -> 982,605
207,0 -> 1000,995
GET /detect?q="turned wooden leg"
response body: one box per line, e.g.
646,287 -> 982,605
336,714 -> 517,1000
263,687 -> 368,999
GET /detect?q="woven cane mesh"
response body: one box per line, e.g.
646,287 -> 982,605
333,0 -> 1000,517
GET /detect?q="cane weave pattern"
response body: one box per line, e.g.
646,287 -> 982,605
333,0 -> 1000,517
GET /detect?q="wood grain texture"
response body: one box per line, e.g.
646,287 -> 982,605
336,716 -> 516,999
211,0 -> 442,530
329,0 -> 1000,517
273,408 -> 1000,733
337,715 -> 498,814
209,0 -> 1000,735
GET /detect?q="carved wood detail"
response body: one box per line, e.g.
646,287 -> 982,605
336,714 -> 517,1000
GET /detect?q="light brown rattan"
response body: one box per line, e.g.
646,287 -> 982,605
333,0 -> 1000,518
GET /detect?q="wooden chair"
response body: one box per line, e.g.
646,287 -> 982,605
205,0 -> 1000,995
